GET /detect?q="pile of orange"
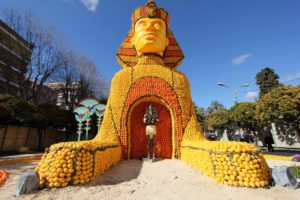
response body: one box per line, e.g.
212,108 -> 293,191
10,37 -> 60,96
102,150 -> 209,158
212,152 -> 269,187
35,142 -> 122,188
181,140 -> 271,188
0,170 -> 8,186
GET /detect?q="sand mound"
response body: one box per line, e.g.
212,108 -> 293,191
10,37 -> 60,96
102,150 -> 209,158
0,159 -> 299,200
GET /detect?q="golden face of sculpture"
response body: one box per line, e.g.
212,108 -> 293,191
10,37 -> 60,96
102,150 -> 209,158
132,18 -> 169,57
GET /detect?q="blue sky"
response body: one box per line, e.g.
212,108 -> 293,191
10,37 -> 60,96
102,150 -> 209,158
1,0 -> 300,109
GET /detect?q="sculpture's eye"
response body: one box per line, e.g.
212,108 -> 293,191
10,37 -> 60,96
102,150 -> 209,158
153,22 -> 161,30
138,20 -> 148,28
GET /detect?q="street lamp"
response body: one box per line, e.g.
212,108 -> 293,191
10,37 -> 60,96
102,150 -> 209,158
217,82 -> 249,104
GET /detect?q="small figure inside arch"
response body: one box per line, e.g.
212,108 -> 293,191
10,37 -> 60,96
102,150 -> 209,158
143,104 -> 159,159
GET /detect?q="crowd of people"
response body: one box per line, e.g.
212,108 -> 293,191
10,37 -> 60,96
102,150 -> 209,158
205,127 -> 275,152
232,127 -> 275,152
233,128 -> 255,143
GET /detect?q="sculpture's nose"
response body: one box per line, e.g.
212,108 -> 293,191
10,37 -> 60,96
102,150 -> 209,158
145,22 -> 155,31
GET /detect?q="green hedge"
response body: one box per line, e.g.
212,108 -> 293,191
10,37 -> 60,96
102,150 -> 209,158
0,94 -> 76,129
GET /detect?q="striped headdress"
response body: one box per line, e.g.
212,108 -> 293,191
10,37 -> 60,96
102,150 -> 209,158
116,1 -> 184,69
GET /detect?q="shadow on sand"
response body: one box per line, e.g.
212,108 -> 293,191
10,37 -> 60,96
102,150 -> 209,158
88,159 -> 144,186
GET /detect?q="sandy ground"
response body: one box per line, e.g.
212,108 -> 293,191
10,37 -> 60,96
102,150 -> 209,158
0,159 -> 299,200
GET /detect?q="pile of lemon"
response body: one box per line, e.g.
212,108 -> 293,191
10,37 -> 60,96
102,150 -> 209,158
94,148 -> 121,176
35,141 -> 121,188
181,140 -> 271,188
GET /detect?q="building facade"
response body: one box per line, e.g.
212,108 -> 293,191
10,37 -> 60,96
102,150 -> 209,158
48,82 -> 80,110
38,84 -> 58,105
0,19 -> 33,96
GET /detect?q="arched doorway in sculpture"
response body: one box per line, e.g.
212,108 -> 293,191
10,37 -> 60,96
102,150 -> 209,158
128,99 -> 173,159
120,76 -> 183,159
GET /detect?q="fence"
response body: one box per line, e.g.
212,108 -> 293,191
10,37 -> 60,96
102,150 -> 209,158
0,125 -> 68,152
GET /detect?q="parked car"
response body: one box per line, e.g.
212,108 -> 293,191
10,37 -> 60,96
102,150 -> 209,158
205,132 -> 218,141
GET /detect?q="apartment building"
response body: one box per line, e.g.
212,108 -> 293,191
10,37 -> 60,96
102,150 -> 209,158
0,19 -> 33,96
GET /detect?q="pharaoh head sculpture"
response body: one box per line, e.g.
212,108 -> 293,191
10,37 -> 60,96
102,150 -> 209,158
116,1 -> 184,69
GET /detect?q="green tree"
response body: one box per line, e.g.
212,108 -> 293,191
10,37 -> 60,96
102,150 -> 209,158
255,86 -> 300,145
193,102 -> 206,131
206,100 -> 224,116
0,103 -> 10,124
0,94 -> 35,125
0,94 -> 77,150
34,103 -> 76,150
205,109 -> 232,137
230,102 -> 257,132
255,67 -> 281,97
0,94 -> 37,151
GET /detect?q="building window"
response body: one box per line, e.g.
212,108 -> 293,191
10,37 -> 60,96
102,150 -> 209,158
9,81 -> 20,88
0,24 -> 33,52
0,43 -> 22,59
0,60 -> 6,65
10,65 -> 22,73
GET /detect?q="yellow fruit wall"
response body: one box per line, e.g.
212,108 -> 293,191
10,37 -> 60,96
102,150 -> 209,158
180,115 -> 271,188
36,142 -> 121,188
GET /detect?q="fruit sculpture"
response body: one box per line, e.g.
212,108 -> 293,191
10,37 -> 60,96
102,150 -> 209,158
35,0 -> 271,188
0,170 -> 9,186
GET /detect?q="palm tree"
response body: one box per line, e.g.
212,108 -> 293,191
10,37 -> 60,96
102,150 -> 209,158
206,100 -> 224,116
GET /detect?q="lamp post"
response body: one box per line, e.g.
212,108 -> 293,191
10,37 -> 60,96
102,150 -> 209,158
217,82 -> 249,104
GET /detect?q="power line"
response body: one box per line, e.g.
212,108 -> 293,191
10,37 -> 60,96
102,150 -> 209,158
239,77 -> 300,94
282,77 -> 300,84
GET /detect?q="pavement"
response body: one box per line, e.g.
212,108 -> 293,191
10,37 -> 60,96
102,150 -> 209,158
262,149 -> 299,157
0,153 -> 43,166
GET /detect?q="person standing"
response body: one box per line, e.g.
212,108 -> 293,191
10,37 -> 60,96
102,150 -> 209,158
249,131 -> 256,145
263,127 -> 275,152
234,129 -> 241,141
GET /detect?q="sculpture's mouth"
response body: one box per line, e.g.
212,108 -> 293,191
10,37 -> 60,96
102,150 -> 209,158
142,33 -> 159,38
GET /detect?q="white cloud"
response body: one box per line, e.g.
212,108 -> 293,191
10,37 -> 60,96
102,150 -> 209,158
280,72 -> 300,83
245,91 -> 258,102
231,53 -> 251,65
80,0 -> 99,12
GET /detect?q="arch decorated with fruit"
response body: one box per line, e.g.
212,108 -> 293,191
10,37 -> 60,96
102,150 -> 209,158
35,1 -> 272,189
